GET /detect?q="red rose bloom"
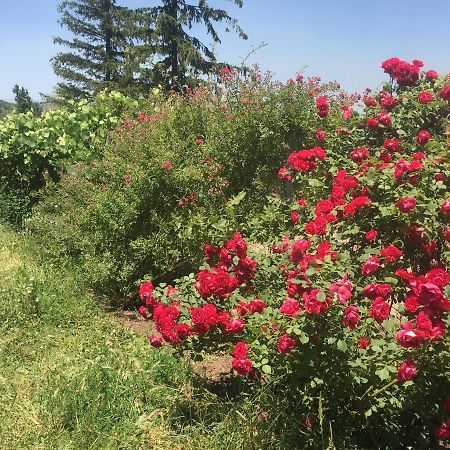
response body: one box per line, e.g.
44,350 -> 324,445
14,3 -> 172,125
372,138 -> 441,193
291,211 -> 299,224
444,228 -> 450,241
425,70 -> 438,81
417,91 -> 434,104
357,337 -> 370,349
278,166 -> 293,182
232,357 -> 253,375
380,245 -> 403,263
378,110 -> 391,126
367,117 -> 379,130
342,305 -> 360,330
370,297 -> 391,323
290,239 -> 311,264
365,229 -> 378,241
278,334 -> 298,354
396,322 -> 423,347
435,420 -> 450,440
361,255 -> 380,276
416,130 -> 431,146
396,359 -> 417,382
426,268 -> 450,287
148,335 -> 163,347
316,96 -> 330,118
404,295 -> 420,314
384,139 -> 400,152
279,298 -> 302,317
440,85 -> 450,101
315,129 -> 326,141
396,197 -> 417,213
441,198 -> 450,215
349,147 -> 369,163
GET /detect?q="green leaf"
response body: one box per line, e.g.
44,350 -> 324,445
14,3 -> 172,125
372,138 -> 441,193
375,367 -> 390,381
261,365 -> 272,374
337,340 -> 347,352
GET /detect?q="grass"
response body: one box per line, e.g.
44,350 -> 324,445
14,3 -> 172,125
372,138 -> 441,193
0,224 -> 223,449
0,224 -> 303,450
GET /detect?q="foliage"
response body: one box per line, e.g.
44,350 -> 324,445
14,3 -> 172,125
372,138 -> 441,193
29,68 -> 351,302
53,0 -> 152,99
140,60 -> 450,448
0,90 -> 137,225
12,84 -> 41,115
0,100 -> 14,118
136,0 -> 248,89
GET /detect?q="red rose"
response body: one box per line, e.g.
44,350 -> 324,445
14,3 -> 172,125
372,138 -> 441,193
161,160 -> 172,170
290,239 -> 311,264
224,318 -> 245,334
233,341 -> 249,359
440,85 -> 450,101
425,268 -> 450,287
148,335 -> 163,347
416,130 -> 431,146
435,420 -> 450,441
342,305 -> 360,330
277,334 -> 298,354
425,70 -> 438,81
396,322 -> 423,347
396,359 -> 417,382
195,138 -> 204,144
367,117 -> 379,130
365,229 -> 378,241
357,337 -> 370,349
279,298 -> 302,317
384,139 -> 400,152
378,110 -> 391,126
441,198 -> 450,215
404,295 -> 419,314
232,357 -> 253,375
370,297 -> 391,323
379,92 -> 398,110
316,96 -> 329,118
349,147 -> 369,163
139,281 -> 154,300
417,91 -> 434,104
278,166 -> 292,182
315,129 -> 326,141
291,211 -> 299,224
396,197 -> 417,213
380,245 -> 403,263
361,256 -> 380,276
444,228 -> 450,241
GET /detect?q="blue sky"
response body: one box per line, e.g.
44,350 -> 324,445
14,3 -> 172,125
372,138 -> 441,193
1,0 -> 449,101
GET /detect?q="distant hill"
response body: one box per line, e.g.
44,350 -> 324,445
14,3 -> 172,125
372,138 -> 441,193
0,100 -> 15,118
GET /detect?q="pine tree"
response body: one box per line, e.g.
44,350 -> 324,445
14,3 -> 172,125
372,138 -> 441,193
52,0 -> 150,99
138,0 -> 247,89
12,85 -> 41,115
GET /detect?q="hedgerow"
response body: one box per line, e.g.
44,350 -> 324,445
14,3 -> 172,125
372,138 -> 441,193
139,59 -> 450,448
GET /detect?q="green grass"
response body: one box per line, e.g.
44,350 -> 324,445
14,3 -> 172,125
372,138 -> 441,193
0,225 -> 224,449
0,224 -> 293,450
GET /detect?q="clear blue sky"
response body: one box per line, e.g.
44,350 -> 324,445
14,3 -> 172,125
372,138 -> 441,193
1,0 -> 449,101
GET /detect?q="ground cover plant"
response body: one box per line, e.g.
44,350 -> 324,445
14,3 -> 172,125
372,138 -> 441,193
138,59 -> 450,448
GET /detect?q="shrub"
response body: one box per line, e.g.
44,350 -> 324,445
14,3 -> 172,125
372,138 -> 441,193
30,69 -> 351,302
0,91 -> 137,224
140,60 -> 450,448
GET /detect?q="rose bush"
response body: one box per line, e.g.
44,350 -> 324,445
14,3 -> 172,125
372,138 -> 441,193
140,59 -> 450,448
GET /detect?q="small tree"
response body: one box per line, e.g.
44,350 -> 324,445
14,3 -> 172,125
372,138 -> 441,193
12,85 -> 41,115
